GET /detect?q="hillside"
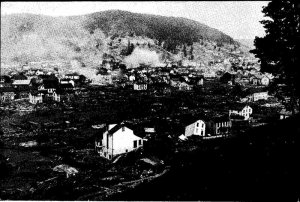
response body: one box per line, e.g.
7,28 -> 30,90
1,10 -> 240,65
78,10 -> 238,50
0,13 -> 106,66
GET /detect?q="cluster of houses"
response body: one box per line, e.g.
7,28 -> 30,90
220,71 -> 273,87
95,64 -> 205,92
95,104 -> 254,160
0,72 -> 85,104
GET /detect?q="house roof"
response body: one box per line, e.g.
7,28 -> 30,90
30,90 -> 42,96
108,123 -> 127,135
38,74 -> 58,80
12,74 -> 27,80
179,113 -> 207,126
209,115 -> 230,123
43,80 -> 59,89
229,103 -> 250,111
12,80 -> 31,85
279,108 -> 292,115
60,83 -> 74,89
66,72 -> 80,76
134,82 -> 147,85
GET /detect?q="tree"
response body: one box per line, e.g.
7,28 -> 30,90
183,44 -> 187,57
250,0 -> 300,112
126,40 -> 135,56
190,45 -> 194,60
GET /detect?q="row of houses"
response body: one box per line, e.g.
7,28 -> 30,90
220,72 -> 272,86
1,73 -> 82,104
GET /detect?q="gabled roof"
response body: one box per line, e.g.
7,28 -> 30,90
38,74 -> 58,80
179,113 -> 207,126
134,82 -> 147,85
30,90 -> 43,96
12,80 -> 31,85
108,123 -> 127,135
279,108 -> 292,115
12,74 -> 27,80
60,83 -> 74,89
43,80 -> 59,89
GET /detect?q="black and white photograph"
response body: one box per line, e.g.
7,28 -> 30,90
0,1 -> 299,200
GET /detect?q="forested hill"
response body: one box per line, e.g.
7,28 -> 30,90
1,10 -> 240,64
76,10 -> 237,49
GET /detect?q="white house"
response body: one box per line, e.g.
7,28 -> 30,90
65,73 -> 80,80
134,83 -> 147,90
53,91 -> 61,102
95,124 -> 143,160
29,92 -> 43,104
35,70 -> 44,76
178,82 -> 192,91
185,120 -> 206,137
229,105 -> 253,120
279,109 -> 292,120
60,79 -> 75,87
38,84 -> 54,94
261,76 -> 270,86
252,92 -> 268,101
129,75 -> 136,81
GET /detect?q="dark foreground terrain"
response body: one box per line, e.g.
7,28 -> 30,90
110,114 -> 300,201
0,84 -> 299,200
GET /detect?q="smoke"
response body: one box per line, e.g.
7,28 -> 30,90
68,60 -> 96,79
123,47 -> 162,68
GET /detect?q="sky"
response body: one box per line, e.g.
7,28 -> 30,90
1,1 -> 269,39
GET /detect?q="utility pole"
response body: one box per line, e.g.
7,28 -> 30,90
0,62 -> 2,105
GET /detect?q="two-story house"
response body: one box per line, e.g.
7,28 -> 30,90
95,123 -> 143,160
206,116 -> 232,136
229,105 -> 253,120
134,83 -> 147,91
185,119 -> 206,137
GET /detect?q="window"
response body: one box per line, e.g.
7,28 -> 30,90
195,128 -> 198,134
133,140 -> 137,148
122,127 -> 125,132
125,149 -> 128,152
139,139 -> 142,146
202,123 -> 204,128
196,122 -> 199,127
